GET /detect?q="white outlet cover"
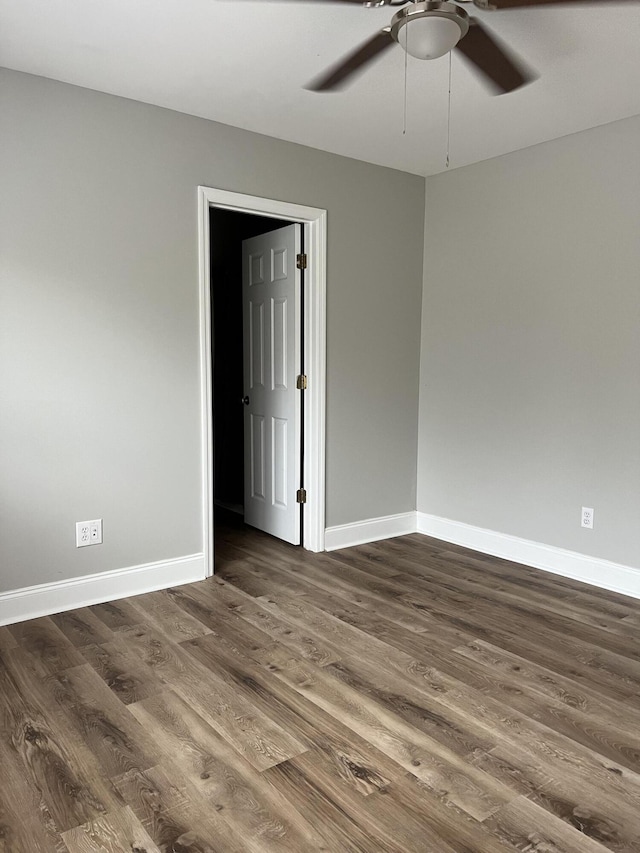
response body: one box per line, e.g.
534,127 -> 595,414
581,507 -> 594,529
76,519 -> 103,547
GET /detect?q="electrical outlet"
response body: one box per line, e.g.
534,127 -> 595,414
76,519 -> 103,547
581,507 -> 594,529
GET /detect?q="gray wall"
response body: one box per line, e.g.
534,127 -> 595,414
0,69 -> 425,592
418,115 -> 640,568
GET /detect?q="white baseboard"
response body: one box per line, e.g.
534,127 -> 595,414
324,509 -> 640,600
0,553 -> 206,627
324,512 -> 417,551
417,512 -> 640,601
7,511 -> 634,627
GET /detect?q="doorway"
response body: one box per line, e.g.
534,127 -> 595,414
198,187 -> 327,576
211,211 -> 303,544
210,210 -> 289,520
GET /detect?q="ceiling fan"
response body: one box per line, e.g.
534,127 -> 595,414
300,0 -> 637,95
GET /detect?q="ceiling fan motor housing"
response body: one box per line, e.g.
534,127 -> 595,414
391,1 -> 470,60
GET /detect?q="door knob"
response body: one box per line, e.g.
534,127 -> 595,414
241,396 -> 250,406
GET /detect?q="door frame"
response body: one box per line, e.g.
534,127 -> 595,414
197,186 -> 327,576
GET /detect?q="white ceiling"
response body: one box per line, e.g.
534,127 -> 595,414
2,0 -> 640,176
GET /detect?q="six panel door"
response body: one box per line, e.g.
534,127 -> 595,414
242,224 -> 301,545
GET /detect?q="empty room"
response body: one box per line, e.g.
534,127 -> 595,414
1,1 -> 639,851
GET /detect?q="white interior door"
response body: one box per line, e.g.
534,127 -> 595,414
242,224 -> 301,545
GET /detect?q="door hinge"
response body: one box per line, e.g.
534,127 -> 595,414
296,374 -> 308,390
296,253 -> 308,270
296,488 -> 307,504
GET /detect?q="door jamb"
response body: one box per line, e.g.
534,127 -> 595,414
198,186 -> 327,576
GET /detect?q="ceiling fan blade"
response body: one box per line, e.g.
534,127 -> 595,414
229,0 -> 404,5
306,28 -> 395,91
455,18 -> 536,93
230,1 -> 368,3
474,0 -> 639,8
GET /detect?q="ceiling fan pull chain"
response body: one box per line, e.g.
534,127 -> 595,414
446,49 -> 452,169
403,20 -> 409,135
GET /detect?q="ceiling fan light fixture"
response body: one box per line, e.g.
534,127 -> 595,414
391,1 -> 470,61
398,16 -> 462,59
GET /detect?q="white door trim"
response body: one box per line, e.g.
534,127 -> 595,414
198,186 -> 327,575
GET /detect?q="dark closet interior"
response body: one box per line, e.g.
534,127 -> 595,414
210,208 -> 290,515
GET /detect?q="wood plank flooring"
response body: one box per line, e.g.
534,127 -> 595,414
1,518 -> 639,852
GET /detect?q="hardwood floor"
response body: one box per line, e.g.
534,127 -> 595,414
1,519 -> 639,852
